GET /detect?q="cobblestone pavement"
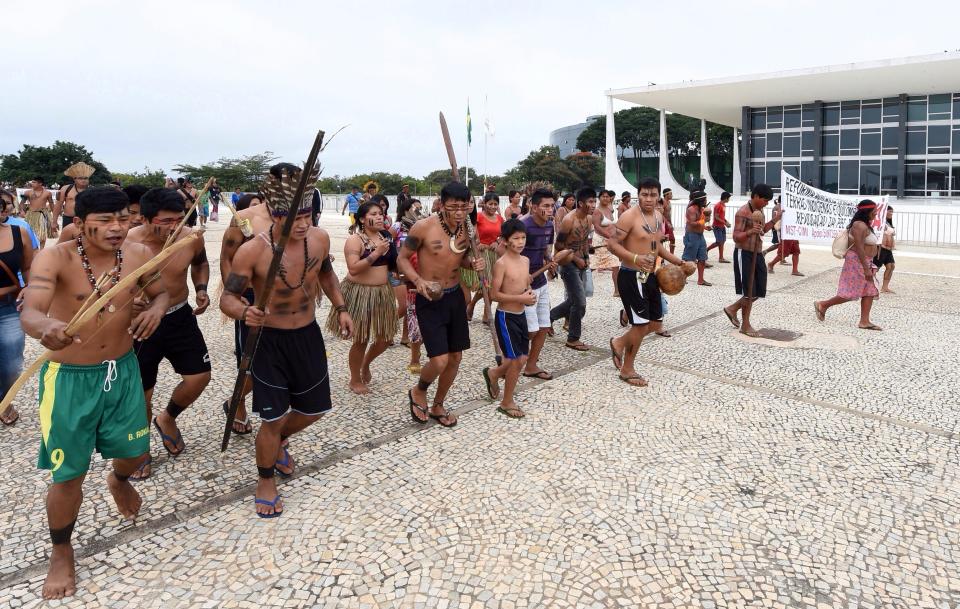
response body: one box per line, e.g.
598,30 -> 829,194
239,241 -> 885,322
1,214 -> 958,608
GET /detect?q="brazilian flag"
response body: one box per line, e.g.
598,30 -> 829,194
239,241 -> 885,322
466,101 -> 472,146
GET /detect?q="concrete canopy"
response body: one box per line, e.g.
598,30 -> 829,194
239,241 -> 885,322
606,51 -> 960,127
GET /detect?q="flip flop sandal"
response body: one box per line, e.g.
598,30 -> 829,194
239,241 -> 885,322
497,406 -> 525,419
740,329 -> 761,338
858,324 -> 883,331
429,406 -> 458,428
222,401 -> 253,435
655,330 -> 672,338
619,310 -> 628,327
522,370 -> 553,381
723,308 -> 741,329
813,302 -> 825,322
130,455 -> 151,482
254,495 -> 283,519
698,281 -> 713,286
609,337 -> 623,370
153,417 -> 184,457
408,390 -> 429,424
482,367 -> 499,400
618,374 -> 648,387
565,342 -> 590,351
275,446 -> 294,479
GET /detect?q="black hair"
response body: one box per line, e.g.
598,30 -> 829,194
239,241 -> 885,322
75,187 -> 130,219
638,177 -> 661,192
508,189 -> 520,200
530,188 -> 556,207
370,193 -> 389,212
396,197 -> 416,223
268,163 -> 300,181
561,193 -> 576,208
177,177 -> 186,187
440,181 -> 471,204
33,176 -> 45,185
847,199 -> 877,229
355,201 -> 384,224
751,183 -> 774,201
501,217 -> 527,240
622,191 -> 631,198
576,187 -> 597,204
482,192 -> 499,204
122,184 -> 148,204
140,188 -> 186,220
351,185 -> 360,190
886,206 -> 894,228
236,193 -> 260,211
720,191 -> 731,201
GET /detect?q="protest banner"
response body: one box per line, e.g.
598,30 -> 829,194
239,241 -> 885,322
779,171 -> 887,242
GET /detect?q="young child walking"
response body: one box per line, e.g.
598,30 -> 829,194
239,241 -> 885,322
482,219 -> 538,418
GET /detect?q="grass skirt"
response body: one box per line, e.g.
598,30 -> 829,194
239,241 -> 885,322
25,210 -> 50,242
326,279 -> 397,344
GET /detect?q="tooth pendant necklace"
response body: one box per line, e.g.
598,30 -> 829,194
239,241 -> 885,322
76,234 -> 122,321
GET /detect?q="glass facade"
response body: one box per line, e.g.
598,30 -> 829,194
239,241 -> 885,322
745,93 -> 960,196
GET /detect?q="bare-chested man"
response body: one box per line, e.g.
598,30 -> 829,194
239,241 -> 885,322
607,177 -> 693,387
658,187 -> 676,254
55,162 -> 95,232
397,181 -> 485,427
723,183 -> 779,337
550,186 -> 596,351
23,176 -> 57,246
219,192 -> 271,435
125,188 -> 210,479
21,187 -> 168,599
177,176 -> 200,227
221,162 -> 353,518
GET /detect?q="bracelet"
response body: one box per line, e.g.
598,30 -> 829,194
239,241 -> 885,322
335,304 -> 348,314
195,283 -> 208,293
632,254 -> 639,265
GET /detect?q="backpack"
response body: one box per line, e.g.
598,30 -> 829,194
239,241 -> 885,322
831,230 -> 850,259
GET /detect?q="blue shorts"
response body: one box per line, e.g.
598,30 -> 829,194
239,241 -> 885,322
682,233 -> 707,262
712,227 -> 726,243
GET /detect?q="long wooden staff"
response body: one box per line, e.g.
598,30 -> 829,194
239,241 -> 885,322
222,130 -> 325,451
439,112 -> 502,364
745,209 -> 765,302
0,235 -> 200,413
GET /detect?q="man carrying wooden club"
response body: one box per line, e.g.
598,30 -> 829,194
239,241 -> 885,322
220,163 -> 354,518
20,187 -> 169,599
397,181 -> 485,428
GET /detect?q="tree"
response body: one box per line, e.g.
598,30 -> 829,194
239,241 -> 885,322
564,153 -> 603,189
0,140 -> 112,187
575,108 -> 662,180
112,167 -> 167,188
504,146 -> 583,193
173,152 -> 277,192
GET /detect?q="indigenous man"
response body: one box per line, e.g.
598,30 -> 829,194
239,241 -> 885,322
221,162 -> 354,518
706,191 -> 732,263
723,183 -> 779,337
550,186 -> 596,351
55,162 -> 95,231
682,190 -> 711,286
658,188 -> 676,254
397,181 -> 485,427
618,191 -> 633,217
518,189 -> 558,381
607,177 -> 692,387
126,188 -> 211,479
219,192 -> 272,435
23,176 -> 57,247
21,187 -> 168,599
176,177 -> 200,227
58,184 -> 145,244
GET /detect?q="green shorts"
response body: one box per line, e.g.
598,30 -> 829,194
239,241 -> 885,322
37,350 -> 149,483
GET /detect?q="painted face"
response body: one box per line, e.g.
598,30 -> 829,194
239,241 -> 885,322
483,199 -> 499,214
533,199 -> 555,222
149,209 -> 185,239
362,206 -> 385,231
507,231 -> 526,253
272,210 -> 312,241
128,204 -> 143,227
580,196 -> 597,215
750,195 -> 771,209
639,187 -> 659,212
79,210 -> 131,251
442,199 -> 470,226
75,177 -> 90,189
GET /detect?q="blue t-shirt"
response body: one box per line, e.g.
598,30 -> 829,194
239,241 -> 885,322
231,192 -> 241,205
521,215 -> 554,289
345,193 -> 362,213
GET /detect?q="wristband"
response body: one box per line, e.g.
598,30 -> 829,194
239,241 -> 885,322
335,304 -> 348,314
195,283 -> 208,293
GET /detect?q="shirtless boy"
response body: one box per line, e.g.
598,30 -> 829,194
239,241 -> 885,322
23,177 -> 57,246
21,187 -> 168,599
607,177 -> 693,387
55,162 -> 95,231
397,181 -> 485,427
221,162 -> 353,518
482,219 -> 538,418
219,192 -> 271,434
127,188 -> 211,479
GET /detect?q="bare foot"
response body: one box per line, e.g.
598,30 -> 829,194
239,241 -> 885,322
255,477 -> 283,517
497,401 -> 525,418
107,470 -> 143,520
791,271 -> 805,277
881,288 -> 894,294
42,544 -> 76,600
361,367 -> 372,385
739,325 -> 760,338
348,381 -> 370,395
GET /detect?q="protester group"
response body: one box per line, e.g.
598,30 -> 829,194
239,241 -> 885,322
0,161 -> 898,600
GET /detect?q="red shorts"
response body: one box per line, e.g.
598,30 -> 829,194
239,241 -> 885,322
663,221 -> 675,242
779,240 -> 800,256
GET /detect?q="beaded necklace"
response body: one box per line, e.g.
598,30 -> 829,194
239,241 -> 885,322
269,227 -> 308,290
76,234 -> 122,321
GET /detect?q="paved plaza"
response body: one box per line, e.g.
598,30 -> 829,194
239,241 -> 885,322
0,214 -> 958,608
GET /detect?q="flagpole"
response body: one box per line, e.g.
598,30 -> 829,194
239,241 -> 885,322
465,97 -> 470,189
483,94 -> 488,191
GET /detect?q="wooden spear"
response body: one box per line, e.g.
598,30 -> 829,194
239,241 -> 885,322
221,130 -> 325,451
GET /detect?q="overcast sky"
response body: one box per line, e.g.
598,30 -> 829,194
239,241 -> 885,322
3,0 -> 959,180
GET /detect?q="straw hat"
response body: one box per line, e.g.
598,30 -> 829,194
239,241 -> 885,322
63,162 -> 96,179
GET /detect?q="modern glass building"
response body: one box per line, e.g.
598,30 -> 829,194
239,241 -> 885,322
602,52 -> 960,200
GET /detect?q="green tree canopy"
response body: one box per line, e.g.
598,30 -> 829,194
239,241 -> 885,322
0,140 -> 112,187
173,152 -> 277,192
112,167 -> 167,188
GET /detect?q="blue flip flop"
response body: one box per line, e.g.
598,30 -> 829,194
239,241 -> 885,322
130,455 -> 152,482
254,495 -> 283,519
152,417 -> 184,457
275,447 -> 294,479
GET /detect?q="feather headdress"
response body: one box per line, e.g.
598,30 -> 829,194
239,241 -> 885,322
259,161 -> 321,216
63,162 -> 96,179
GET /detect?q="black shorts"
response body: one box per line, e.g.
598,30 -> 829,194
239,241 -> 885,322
250,321 -> 331,422
62,214 -> 74,228
495,309 -> 529,359
233,288 -> 256,366
873,248 -> 895,267
733,248 -> 767,299
415,287 -> 471,358
770,229 -> 780,244
617,267 -> 662,325
135,303 -> 211,390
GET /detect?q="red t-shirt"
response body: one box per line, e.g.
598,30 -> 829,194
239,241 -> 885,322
477,212 -> 504,245
712,201 -> 727,228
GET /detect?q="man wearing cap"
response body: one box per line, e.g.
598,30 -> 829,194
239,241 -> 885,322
682,191 -> 711,286
55,162 -> 95,232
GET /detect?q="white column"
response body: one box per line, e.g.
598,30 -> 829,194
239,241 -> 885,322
603,96 -> 635,194
732,128 -> 742,195
700,119 -> 724,196
658,109 -> 687,197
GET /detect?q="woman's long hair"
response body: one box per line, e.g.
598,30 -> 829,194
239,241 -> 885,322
886,206 -> 894,228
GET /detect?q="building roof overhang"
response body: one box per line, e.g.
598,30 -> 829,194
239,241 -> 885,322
606,51 -> 960,128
